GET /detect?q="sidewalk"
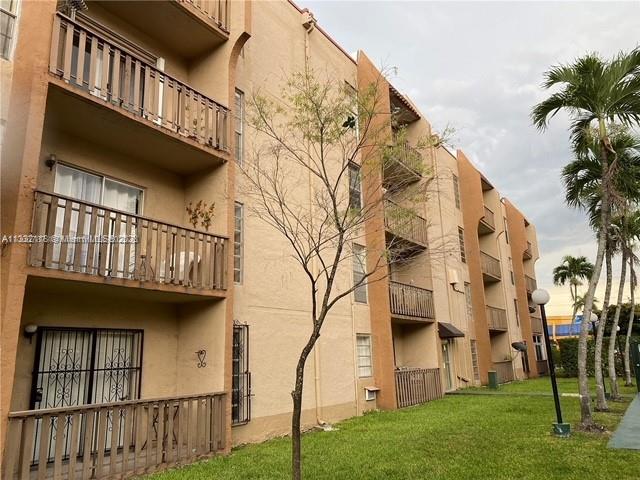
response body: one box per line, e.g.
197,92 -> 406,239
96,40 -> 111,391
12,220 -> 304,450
608,394 -> 640,450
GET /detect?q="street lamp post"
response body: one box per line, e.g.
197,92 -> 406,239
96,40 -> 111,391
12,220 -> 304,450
532,289 -> 571,437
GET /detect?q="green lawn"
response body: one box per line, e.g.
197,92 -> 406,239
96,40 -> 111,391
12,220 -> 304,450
478,377 -> 638,396
148,379 -> 638,480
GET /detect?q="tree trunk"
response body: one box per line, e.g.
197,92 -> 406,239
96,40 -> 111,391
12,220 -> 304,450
608,250 -> 627,399
624,257 -> 636,386
577,127 -> 611,428
594,246 -> 612,410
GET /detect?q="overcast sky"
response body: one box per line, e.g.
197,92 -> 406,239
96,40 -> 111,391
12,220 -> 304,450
301,0 -> 640,315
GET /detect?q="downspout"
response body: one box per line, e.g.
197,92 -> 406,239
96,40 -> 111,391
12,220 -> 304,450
496,198 -> 514,373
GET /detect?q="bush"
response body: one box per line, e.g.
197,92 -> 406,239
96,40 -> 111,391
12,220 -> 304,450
556,336 -> 637,377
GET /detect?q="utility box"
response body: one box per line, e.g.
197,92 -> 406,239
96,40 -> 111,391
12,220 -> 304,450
488,370 -> 498,389
631,340 -> 640,393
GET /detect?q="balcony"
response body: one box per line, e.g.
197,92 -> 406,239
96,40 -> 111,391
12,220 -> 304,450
492,361 -> 514,384
4,392 -> 226,480
525,275 -> 537,293
28,191 -> 227,297
395,367 -> 443,408
389,281 -> 435,323
48,13 -> 230,175
523,241 -> 533,260
486,306 -> 508,332
384,201 -> 428,251
531,314 -> 543,334
382,142 -> 422,189
478,206 -> 495,235
480,251 -> 501,283
94,0 -> 230,58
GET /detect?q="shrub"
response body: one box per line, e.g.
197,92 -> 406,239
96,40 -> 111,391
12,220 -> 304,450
556,336 -> 636,377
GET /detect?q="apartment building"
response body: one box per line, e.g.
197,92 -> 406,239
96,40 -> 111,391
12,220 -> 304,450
0,1 -> 542,478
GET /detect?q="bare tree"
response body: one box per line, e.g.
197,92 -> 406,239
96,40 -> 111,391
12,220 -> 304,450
238,68 -> 442,479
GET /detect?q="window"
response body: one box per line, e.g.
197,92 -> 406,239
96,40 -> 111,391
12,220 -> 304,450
464,282 -> 473,324
0,0 -> 18,60
232,323 -> 251,424
504,217 -> 509,244
470,339 -> 480,384
234,203 -> 243,283
348,163 -> 362,211
453,174 -> 461,209
352,244 -> 367,303
509,257 -> 514,285
356,334 -> 373,377
533,335 -> 545,361
514,299 -> 520,326
458,227 -> 466,263
234,90 -> 244,165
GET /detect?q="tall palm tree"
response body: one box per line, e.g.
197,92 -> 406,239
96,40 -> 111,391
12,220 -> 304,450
552,255 -> 594,321
623,210 -> 640,386
532,47 -> 640,427
561,127 -> 640,409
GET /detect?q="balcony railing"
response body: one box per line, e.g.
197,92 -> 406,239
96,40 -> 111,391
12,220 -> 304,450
50,13 -> 229,153
523,241 -> 533,259
395,367 -> 443,408
3,392 -> 226,480
492,361 -> 514,384
29,191 -> 227,292
479,206 -> 495,234
480,251 -> 501,281
531,314 -> 543,333
384,201 -> 428,248
486,306 -> 508,331
383,142 -> 422,188
537,360 -> 549,375
179,0 -> 230,32
389,281 -> 435,321
525,275 -> 537,293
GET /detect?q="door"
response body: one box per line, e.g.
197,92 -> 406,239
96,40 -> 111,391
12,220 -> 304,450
441,341 -> 454,391
31,328 -> 143,462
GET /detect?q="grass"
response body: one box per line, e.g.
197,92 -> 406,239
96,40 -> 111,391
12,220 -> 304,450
472,376 -> 638,396
148,378 -> 639,480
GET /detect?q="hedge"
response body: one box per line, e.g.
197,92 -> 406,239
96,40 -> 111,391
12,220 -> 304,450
555,336 -> 639,377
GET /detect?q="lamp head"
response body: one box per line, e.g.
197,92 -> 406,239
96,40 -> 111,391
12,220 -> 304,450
531,288 -> 550,306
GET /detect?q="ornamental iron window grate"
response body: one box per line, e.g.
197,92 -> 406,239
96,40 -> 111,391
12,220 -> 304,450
232,323 -> 251,425
30,327 -> 143,463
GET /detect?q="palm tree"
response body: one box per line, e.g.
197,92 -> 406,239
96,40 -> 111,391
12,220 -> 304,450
561,127 -> 640,409
623,210 -> 640,386
552,255 -> 594,322
532,47 -> 640,427
573,293 -> 599,312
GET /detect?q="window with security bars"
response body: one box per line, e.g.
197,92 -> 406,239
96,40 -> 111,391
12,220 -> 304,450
356,334 -> 373,377
234,202 -> 243,283
352,244 -> 367,303
453,174 -> 461,209
458,227 -> 466,263
470,339 -> 480,384
0,0 -> 18,60
232,323 -> 251,425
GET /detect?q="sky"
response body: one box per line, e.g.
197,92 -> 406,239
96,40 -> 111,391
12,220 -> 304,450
301,0 -> 640,316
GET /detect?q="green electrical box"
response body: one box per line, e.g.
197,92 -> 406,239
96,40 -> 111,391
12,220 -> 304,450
631,340 -> 640,394
488,370 -> 498,389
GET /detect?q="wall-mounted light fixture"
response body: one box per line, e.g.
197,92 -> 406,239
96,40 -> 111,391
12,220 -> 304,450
195,349 -> 207,368
24,324 -> 38,343
45,154 -> 57,171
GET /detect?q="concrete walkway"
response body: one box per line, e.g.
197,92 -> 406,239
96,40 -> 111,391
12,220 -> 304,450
608,394 -> 640,450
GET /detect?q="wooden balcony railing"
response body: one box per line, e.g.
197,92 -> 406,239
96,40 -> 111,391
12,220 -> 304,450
50,13 -> 229,153
531,315 -> 543,333
525,275 -> 537,293
389,281 -> 435,321
480,251 -> 501,280
486,306 -> 508,331
179,0 -> 230,32
480,206 -> 495,231
523,241 -> 533,259
30,191 -> 227,291
395,368 -> 443,408
3,392 -> 226,480
384,201 -> 428,247
492,361 -> 514,384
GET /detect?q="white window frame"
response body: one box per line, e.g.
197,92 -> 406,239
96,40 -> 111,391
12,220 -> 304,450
352,243 -> 367,303
533,334 -> 546,361
234,89 -> 244,165
453,174 -> 461,209
356,334 -> 373,378
234,202 -> 244,284
0,0 -> 20,61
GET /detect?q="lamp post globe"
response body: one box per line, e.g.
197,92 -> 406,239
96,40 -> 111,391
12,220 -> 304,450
532,288 -> 550,306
